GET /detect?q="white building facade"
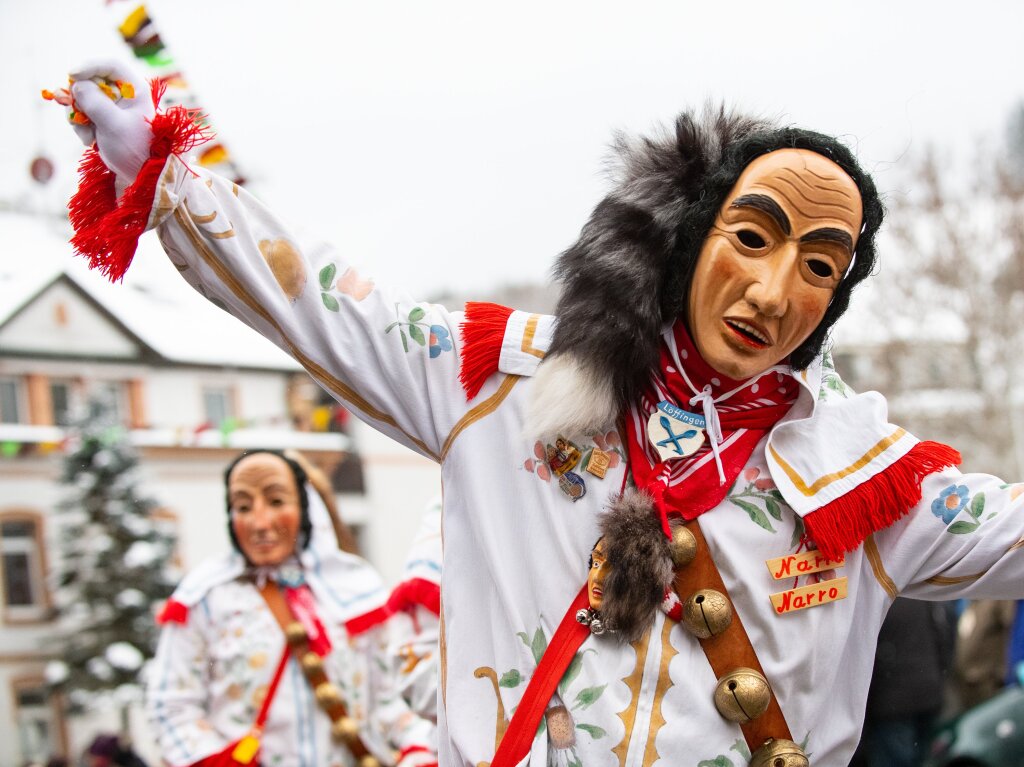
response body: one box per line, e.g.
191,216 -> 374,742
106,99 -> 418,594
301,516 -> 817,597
0,216 -> 440,767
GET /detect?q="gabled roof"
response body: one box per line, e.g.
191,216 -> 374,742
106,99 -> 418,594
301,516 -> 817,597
0,211 -> 300,371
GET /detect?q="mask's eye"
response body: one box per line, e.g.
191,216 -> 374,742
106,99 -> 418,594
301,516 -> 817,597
806,259 -> 834,279
737,230 -> 766,248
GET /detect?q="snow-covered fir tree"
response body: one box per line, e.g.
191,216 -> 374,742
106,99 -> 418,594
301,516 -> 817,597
46,399 -> 177,731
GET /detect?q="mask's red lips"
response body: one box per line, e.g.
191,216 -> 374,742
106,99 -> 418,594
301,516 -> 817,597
724,317 -> 773,349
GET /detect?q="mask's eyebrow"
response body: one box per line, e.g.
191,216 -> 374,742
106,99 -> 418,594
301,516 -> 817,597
800,227 -> 854,257
730,193 -> 791,235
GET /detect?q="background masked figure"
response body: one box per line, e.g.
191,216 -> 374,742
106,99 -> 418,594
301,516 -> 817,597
62,62 -> 1024,766
146,450 -> 436,767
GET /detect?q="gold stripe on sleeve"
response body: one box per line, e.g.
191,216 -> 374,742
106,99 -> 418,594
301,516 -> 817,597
173,207 -> 439,461
769,428 -> 907,497
864,534 -> 898,598
520,314 -> 546,359
440,375 -> 520,462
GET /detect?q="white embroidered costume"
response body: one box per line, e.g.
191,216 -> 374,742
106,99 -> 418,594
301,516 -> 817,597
146,482 -> 436,767
132,154 -> 1024,766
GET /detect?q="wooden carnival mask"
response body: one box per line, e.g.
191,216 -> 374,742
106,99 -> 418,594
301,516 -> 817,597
687,148 -> 863,380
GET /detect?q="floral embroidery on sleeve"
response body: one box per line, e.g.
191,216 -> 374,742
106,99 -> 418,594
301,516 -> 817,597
383,303 -> 451,356
931,484 -> 996,534
318,262 -> 374,311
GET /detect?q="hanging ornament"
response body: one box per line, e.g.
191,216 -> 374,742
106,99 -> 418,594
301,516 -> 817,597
30,155 -> 55,185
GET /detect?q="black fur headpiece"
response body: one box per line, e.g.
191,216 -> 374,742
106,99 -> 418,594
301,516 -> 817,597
527,104 -> 884,437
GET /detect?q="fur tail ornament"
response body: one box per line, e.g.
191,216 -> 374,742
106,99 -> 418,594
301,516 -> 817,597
597,488 -> 678,643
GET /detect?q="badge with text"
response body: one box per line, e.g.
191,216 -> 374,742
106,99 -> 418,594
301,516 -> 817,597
770,576 -> 848,615
647,401 -> 706,461
585,448 -> 611,479
765,550 -> 845,580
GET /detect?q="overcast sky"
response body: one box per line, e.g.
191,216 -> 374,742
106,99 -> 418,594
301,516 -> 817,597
2,0 -> 1023,298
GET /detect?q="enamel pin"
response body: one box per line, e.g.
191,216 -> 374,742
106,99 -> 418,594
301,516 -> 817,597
647,401 -> 706,461
558,471 -> 587,501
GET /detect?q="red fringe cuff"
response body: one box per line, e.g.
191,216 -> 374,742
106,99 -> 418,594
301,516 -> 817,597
804,440 -> 962,560
459,302 -> 514,400
156,598 -> 189,625
68,79 -> 214,283
398,745 -> 437,766
387,577 -> 441,616
345,603 -> 392,637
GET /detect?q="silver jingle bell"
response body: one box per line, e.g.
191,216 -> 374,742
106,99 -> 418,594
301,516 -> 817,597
589,617 -> 607,635
576,608 -> 592,625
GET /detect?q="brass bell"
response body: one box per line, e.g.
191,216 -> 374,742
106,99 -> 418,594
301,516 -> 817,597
301,651 -> 324,676
669,525 -> 697,568
284,621 -> 308,646
331,715 -> 359,742
750,738 -> 809,767
713,668 -> 771,723
682,589 -> 733,639
358,756 -> 381,767
314,681 -> 342,709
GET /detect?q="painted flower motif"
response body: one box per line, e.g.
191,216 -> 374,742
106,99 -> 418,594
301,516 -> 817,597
931,484 -> 969,524
742,467 -> 760,483
429,325 -> 453,358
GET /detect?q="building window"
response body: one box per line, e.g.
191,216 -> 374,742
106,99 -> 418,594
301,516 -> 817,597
1,515 -> 48,620
89,381 -> 127,424
13,681 -> 63,764
203,387 -> 234,426
50,380 -> 74,426
0,377 -> 22,424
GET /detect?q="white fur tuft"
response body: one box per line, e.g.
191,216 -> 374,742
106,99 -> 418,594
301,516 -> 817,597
524,353 -> 619,440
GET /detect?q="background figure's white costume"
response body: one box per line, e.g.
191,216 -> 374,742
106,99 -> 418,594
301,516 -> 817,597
136,155 -> 1024,766
146,483 -> 436,767
384,499 -> 442,729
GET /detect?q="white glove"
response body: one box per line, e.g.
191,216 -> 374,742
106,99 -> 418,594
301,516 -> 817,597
68,60 -> 155,188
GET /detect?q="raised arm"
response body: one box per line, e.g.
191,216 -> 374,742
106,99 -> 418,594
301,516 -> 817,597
61,62 -> 469,460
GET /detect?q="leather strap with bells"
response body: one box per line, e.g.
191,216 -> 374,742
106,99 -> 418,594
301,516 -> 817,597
672,520 -> 797,759
259,582 -> 383,767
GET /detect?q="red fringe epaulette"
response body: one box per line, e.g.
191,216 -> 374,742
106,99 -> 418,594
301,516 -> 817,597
344,604 -> 392,637
69,79 -> 214,282
156,598 -> 189,626
386,577 -> 441,617
804,440 -> 962,560
459,301 -> 514,400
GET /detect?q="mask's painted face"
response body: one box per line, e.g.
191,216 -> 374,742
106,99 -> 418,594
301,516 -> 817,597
228,452 -> 303,567
687,148 -> 863,380
587,538 -> 609,611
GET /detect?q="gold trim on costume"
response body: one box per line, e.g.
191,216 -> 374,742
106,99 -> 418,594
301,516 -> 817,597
173,207 -> 439,461
520,314 -> 546,359
641,620 -> 676,767
864,535 -> 897,598
440,375 -> 520,462
769,428 -> 907,497
183,199 -> 217,224
925,572 -> 985,586
612,629 -> 654,767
